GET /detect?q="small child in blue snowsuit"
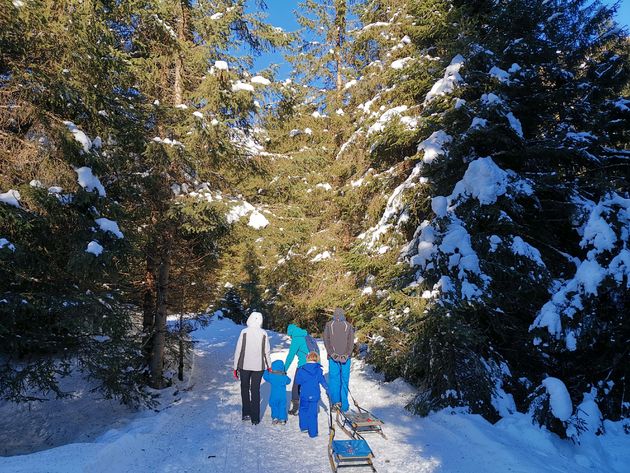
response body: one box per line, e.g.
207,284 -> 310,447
263,359 -> 291,424
295,351 -> 328,438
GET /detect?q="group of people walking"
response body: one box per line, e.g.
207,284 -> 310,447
232,308 -> 354,438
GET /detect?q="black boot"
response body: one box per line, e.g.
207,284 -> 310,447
289,400 -> 300,416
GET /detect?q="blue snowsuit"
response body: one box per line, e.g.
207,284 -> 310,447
295,362 -> 328,438
263,360 -> 291,421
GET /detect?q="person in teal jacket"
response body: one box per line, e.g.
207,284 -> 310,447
284,323 -> 309,415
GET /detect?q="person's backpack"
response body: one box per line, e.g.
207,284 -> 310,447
304,334 -> 320,356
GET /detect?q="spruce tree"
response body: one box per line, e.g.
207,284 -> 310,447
120,0 -> 287,387
0,0 -> 149,404
350,0 -> 629,435
291,0 -> 352,91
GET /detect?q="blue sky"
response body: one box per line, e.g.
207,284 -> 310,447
250,0 -> 630,79
249,1 -> 300,78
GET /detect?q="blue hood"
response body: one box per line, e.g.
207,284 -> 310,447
301,362 -> 322,375
287,323 -> 307,337
271,360 -> 286,372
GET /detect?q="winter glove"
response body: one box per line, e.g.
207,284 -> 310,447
233,369 -> 239,380
267,367 -> 272,372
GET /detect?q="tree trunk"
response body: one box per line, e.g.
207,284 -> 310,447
336,49 -> 343,91
334,0 -> 346,91
173,61 -> 183,107
178,286 -> 185,382
142,268 -> 156,332
149,0 -> 190,389
142,246 -> 157,363
149,233 -> 173,389
142,231 -> 157,332
173,0 -> 190,106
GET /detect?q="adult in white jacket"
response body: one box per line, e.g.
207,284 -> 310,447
233,312 -> 271,425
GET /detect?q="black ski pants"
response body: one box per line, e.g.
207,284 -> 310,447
240,369 -> 263,423
291,377 -> 301,401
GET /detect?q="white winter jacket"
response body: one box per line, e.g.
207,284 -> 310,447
233,312 -> 272,371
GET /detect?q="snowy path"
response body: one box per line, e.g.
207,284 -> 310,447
1,317 -> 627,473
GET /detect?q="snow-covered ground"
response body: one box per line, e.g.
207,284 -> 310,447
1,317 -> 627,472
0,371 -> 137,457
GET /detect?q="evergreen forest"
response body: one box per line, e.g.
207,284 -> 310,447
1,0 -> 629,442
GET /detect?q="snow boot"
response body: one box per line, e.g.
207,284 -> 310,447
289,400 -> 300,416
242,415 -> 251,422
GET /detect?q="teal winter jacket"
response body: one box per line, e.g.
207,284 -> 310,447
284,324 -> 309,370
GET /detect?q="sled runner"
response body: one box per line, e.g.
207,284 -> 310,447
334,385 -> 386,439
328,399 -> 376,472
335,406 -> 386,439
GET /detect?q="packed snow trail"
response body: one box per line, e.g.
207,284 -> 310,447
1,317 -> 628,473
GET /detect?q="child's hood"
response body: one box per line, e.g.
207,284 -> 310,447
287,323 -> 307,337
271,360 -> 285,372
301,362 -> 322,376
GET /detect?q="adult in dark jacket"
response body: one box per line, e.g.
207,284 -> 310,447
323,308 -> 354,412
233,312 -> 271,425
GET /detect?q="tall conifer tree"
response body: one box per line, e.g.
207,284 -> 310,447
0,0 -> 149,404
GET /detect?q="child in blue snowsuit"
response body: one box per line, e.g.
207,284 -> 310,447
294,351 -> 328,438
263,360 -> 291,424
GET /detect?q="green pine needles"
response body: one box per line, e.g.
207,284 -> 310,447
1,0 -> 628,439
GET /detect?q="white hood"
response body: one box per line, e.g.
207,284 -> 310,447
246,311 -> 263,328
234,311 -> 271,371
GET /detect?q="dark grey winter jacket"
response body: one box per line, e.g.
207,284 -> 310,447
323,308 -> 354,363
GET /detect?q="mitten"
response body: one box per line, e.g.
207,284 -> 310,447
233,369 -> 239,380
